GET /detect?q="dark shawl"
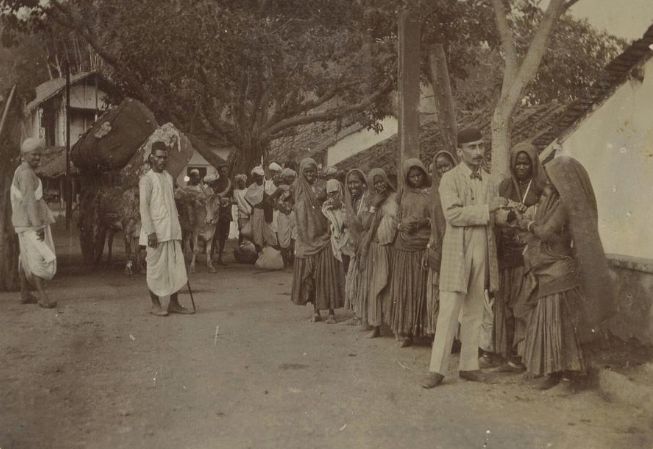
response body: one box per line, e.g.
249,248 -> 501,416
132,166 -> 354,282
394,158 -> 431,252
430,150 -> 457,264
497,142 -> 543,268
357,168 -> 396,269
547,155 -> 614,341
292,158 -> 330,258
344,169 -> 369,249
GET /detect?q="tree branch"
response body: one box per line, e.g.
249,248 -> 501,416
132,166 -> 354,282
491,0 -> 518,92
259,78 -> 392,142
501,0 -> 567,113
562,0 -> 582,12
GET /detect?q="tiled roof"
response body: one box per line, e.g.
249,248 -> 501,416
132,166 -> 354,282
532,23 -> 653,150
335,103 -> 566,176
35,146 -> 79,178
26,72 -> 99,112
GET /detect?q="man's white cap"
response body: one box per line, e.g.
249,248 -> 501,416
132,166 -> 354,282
268,162 -> 282,172
190,169 -> 200,175
21,138 -> 43,153
251,166 -> 265,176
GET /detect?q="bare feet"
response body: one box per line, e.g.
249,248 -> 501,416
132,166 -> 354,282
399,337 -> 413,348
311,313 -> 322,323
368,327 -> 381,339
151,305 -> 169,316
325,315 -> 337,324
38,299 -> 57,309
548,377 -> 575,396
168,303 -> 194,314
533,373 -> 561,390
342,316 -> 361,326
20,294 -> 39,305
421,372 -> 445,389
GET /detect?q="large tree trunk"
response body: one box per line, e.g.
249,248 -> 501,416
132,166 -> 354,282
490,105 -> 513,177
0,86 -> 23,291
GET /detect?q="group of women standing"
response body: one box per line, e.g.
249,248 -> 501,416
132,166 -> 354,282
289,152 -> 458,348
289,142 -> 612,393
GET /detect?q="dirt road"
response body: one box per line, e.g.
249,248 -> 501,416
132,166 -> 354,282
1,257 -> 652,449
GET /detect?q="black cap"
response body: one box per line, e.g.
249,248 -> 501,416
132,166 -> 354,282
457,128 -> 483,146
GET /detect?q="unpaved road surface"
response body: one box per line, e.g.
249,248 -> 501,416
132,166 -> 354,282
1,251 -> 652,449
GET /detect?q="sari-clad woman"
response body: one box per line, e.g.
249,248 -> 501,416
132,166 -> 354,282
322,179 -> 349,262
494,142 -> 544,372
343,169 -> 370,325
518,156 -> 613,392
425,150 -> 456,335
390,159 -> 432,347
356,168 -> 397,338
291,158 -> 345,323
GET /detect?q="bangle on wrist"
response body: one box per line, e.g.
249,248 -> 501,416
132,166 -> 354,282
527,221 -> 535,232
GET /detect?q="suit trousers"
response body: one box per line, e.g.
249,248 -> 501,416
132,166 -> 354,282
429,241 -> 487,374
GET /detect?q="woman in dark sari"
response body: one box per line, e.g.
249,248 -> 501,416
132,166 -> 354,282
390,159 -> 432,347
426,150 -> 456,335
356,168 -> 397,338
343,169 -> 370,326
518,155 -> 613,392
291,158 -> 345,323
494,142 -> 544,372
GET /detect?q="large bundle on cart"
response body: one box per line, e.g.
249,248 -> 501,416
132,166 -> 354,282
74,99 -> 194,268
71,98 -> 158,172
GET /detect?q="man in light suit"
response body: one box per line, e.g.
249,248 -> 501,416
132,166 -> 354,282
422,128 -> 507,388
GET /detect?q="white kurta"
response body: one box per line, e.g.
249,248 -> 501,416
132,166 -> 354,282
139,170 -> 187,297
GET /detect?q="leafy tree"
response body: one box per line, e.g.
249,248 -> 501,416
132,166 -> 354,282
0,0 -> 503,174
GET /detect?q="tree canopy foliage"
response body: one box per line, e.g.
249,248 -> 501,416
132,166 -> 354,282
0,0 -> 627,173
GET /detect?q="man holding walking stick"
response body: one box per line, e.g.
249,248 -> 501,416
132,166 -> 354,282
139,141 -> 194,316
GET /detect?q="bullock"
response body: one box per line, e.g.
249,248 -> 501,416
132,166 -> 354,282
94,186 -> 143,277
176,191 -> 222,274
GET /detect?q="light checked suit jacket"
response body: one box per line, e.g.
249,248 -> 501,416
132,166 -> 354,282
438,163 -> 500,293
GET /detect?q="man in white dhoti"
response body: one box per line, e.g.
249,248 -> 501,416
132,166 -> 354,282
11,138 -> 57,308
140,141 -> 193,316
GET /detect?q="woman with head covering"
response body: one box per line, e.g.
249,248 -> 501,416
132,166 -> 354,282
425,150 -> 457,335
390,158 -> 432,347
356,168 -> 397,338
494,141 -> 545,372
276,168 -> 297,266
291,158 -> 345,323
321,178 -> 349,262
517,155 -> 613,393
342,169 -> 370,326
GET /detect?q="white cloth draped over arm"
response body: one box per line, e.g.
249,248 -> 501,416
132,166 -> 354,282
139,175 -> 155,236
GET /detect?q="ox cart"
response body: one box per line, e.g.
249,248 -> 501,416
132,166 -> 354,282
72,98 -> 193,275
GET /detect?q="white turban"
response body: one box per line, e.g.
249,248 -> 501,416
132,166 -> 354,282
268,162 -> 282,172
251,166 -> 265,176
21,138 -> 43,153
190,169 -> 200,175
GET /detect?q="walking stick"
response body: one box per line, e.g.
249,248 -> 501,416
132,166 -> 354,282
183,257 -> 197,312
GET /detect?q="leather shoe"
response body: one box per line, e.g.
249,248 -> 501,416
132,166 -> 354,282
459,370 -> 494,383
421,372 -> 445,389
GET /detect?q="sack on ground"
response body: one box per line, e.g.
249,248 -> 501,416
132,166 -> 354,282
255,246 -> 284,271
240,220 -> 253,240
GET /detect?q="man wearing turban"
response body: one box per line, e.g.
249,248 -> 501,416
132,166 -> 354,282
11,138 -> 57,308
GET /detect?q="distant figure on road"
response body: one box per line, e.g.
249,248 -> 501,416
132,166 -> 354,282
11,138 -> 57,308
140,141 -> 194,317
